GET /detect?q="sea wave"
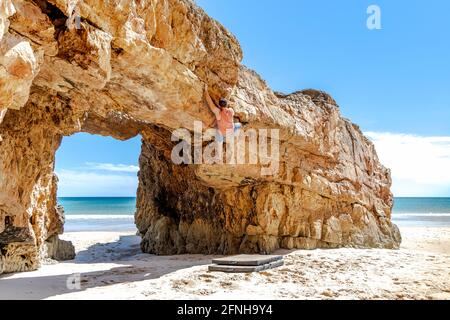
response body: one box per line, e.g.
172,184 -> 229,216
65,214 -> 134,220
393,213 -> 450,217
65,213 -> 450,220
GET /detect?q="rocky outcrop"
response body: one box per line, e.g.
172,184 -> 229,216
43,205 -> 74,261
44,235 -> 75,261
0,0 -> 400,274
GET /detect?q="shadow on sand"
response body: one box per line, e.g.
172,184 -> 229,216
0,235 -> 217,300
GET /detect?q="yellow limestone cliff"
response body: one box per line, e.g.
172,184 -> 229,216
0,0 -> 400,274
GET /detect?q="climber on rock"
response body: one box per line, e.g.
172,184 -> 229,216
204,85 -> 242,142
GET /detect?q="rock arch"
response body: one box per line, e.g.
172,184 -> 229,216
0,0 -> 400,274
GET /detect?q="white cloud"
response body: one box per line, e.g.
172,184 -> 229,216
56,170 -> 138,197
365,132 -> 450,197
84,162 -> 139,173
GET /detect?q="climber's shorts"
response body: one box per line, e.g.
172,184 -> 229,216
215,123 -> 242,142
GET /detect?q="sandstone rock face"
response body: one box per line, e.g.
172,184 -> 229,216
0,0 -> 400,274
44,234 -> 75,261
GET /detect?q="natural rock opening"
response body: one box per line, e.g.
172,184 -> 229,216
1,0 -> 401,275
50,131 -> 143,260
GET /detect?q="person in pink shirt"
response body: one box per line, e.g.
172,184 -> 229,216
204,86 -> 242,142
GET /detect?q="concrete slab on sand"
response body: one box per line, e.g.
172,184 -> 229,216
209,260 -> 284,273
212,254 -> 283,266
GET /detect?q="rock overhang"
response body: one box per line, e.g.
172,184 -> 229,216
0,0 -> 401,274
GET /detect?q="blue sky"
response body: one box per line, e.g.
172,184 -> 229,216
56,0 -> 450,197
56,134 -> 141,197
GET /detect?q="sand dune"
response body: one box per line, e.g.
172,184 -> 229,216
0,227 -> 449,300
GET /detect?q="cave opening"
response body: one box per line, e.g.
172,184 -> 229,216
55,132 -> 142,236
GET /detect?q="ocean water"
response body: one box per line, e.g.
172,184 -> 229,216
59,197 -> 450,232
59,197 -> 136,232
392,197 -> 450,228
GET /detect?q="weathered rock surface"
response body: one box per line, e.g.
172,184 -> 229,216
44,234 -> 75,261
0,0 -> 400,274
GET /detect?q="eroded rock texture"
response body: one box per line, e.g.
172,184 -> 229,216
0,0 -> 400,274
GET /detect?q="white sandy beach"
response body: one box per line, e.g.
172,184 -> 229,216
0,227 -> 449,300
